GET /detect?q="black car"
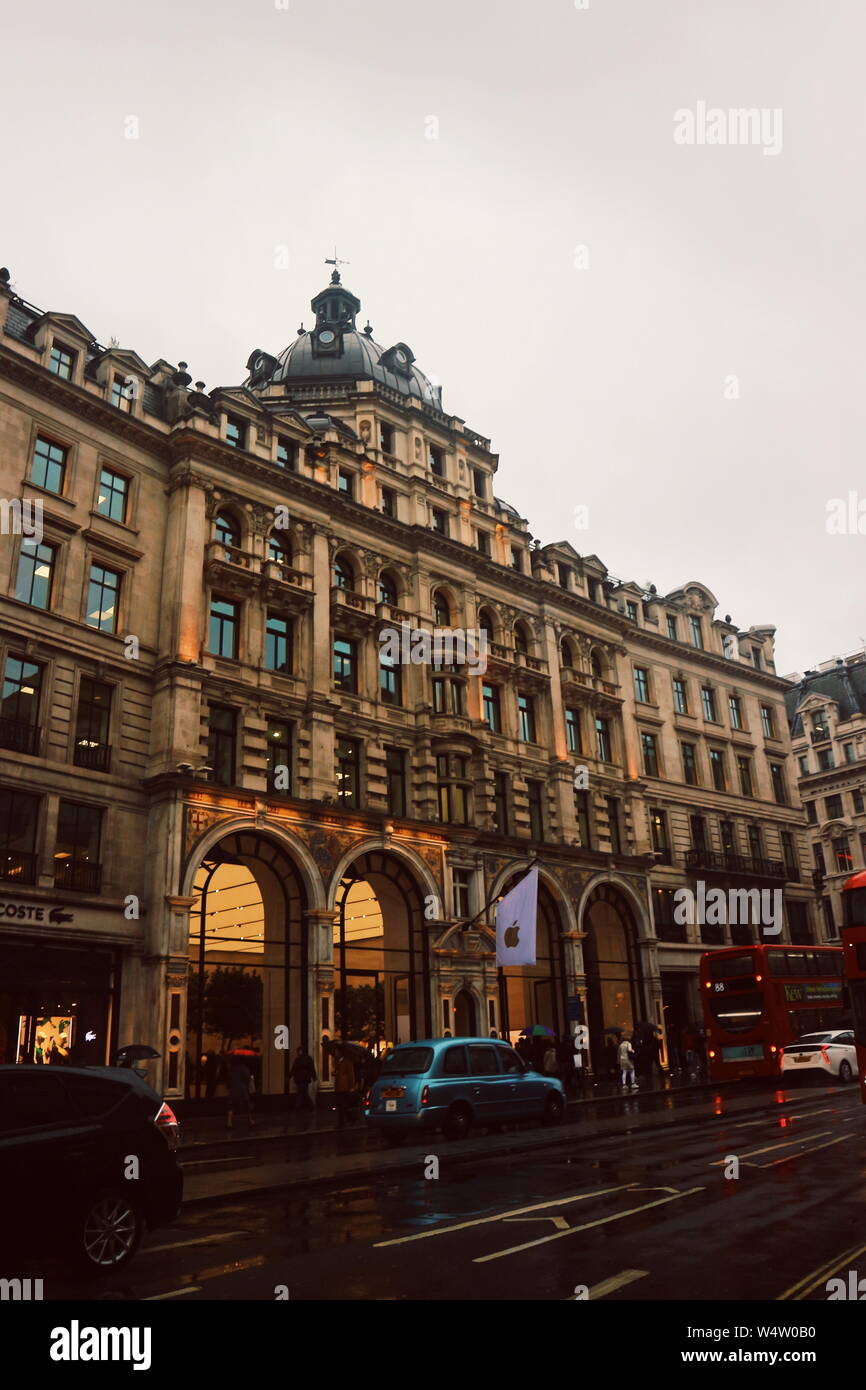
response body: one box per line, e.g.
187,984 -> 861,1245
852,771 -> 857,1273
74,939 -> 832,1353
0,1065 -> 182,1274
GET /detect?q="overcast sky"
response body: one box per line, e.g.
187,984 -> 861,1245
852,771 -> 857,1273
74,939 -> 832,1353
4,0 -> 864,676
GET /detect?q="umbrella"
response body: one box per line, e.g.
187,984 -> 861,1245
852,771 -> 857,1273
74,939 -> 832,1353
325,1040 -> 370,1059
115,1044 -> 160,1063
519,1025 -> 556,1038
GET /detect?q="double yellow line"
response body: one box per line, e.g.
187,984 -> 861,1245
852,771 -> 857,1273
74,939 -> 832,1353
777,1240 -> 866,1301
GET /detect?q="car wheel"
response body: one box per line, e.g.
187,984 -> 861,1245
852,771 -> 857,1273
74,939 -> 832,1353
443,1103 -> 472,1141
75,1191 -> 143,1275
838,1060 -> 853,1083
382,1129 -> 407,1148
542,1092 -> 565,1127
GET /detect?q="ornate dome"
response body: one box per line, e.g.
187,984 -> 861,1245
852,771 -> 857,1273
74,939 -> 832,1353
247,272 -> 443,407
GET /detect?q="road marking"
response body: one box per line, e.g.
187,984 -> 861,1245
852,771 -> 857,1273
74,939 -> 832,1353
144,1286 -> 202,1300
473,1187 -> 705,1264
373,1185 -> 632,1248
183,1156 -> 253,1165
731,1106 -> 838,1129
710,1131 -> 831,1163
504,1215 -> 570,1230
568,1269 -> 650,1300
144,1230 -> 250,1256
777,1240 -> 866,1301
757,1133 -> 855,1167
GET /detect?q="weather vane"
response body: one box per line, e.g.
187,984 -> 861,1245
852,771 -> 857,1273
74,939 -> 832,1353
325,247 -> 350,271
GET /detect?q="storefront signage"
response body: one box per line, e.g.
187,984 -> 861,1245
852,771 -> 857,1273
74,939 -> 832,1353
0,900 -> 75,924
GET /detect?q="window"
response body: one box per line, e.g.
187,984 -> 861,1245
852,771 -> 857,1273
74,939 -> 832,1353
673,678 -> 688,714
225,413 -> 246,449
826,793 -> 844,819
431,508 -> 449,536
49,341 -> 75,379
817,747 -> 835,772
476,530 -> 491,556
690,814 -> 708,851
575,790 -> 592,849
54,800 -> 102,891
472,468 -> 486,499
653,888 -> 685,941
649,808 -> 670,862
385,746 -> 406,817
96,467 -> 128,523
752,648 -> 762,669
379,422 -> 394,454
31,436 -> 67,494
337,737 -> 361,808
379,649 -> 402,705
333,637 -> 357,693
378,574 -> 398,607
110,373 -> 132,412
595,717 -> 611,763
268,532 -> 291,568
0,789 -> 39,884
483,684 -> 501,733
565,707 -> 582,754
606,797 -> 622,854
207,705 -> 236,785
667,615 -> 679,641
633,667 -> 650,703
641,731 -> 659,778
265,612 -> 292,673
590,650 -> 603,679
526,780 -> 544,840
433,591 -> 450,627
769,762 -> 787,805
15,541 -> 56,609
276,436 -> 296,470
701,687 -> 718,721
747,824 -> 763,860
86,563 -> 121,633
681,742 -> 699,785
709,747 -> 727,791
626,600 -> 638,622
797,753 -> 810,777
720,819 -> 736,857
813,716 -> 829,740
334,556 -> 353,591
761,705 -> 776,739
494,771 -> 510,833
689,616 -> 703,649
814,844 -> 826,875
587,579 -> 600,604
0,655 -> 43,755
781,832 -> 798,879
209,597 -> 239,659
510,547 -> 522,571
805,801 -> 817,824
266,719 -> 293,793
854,789 -> 865,815
337,468 -> 354,498
437,753 -> 471,824
518,693 -> 536,743
74,677 -> 112,771
513,625 -> 529,655
736,755 -> 753,797
381,487 -> 396,518
823,899 -> 837,939
835,837 -> 854,873
558,563 -> 571,590
453,867 -> 472,917
432,676 -> 465,715
215,511 -> 239,558
429,445 -> 444,476
844,742 -> 856,764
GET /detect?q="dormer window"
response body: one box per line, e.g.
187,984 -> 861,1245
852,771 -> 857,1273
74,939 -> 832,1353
429,446 -> 444,477
431,508 -> 448,536
276,436 -> 296,470
626,601 -> 638,622
338,468 -> 353,498
477,530 -> 491,556
49,341 -> 76,380
511,547 -> 522,572
472,468 -> 486,499
110,373 -> 133,412
225,413 -> 246,450
379,422 -> 394,454
558,564 -> 571,590
752,648 -> 762,669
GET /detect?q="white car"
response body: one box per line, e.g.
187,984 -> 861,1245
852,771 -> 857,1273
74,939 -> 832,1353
780,1030 -> 858,1082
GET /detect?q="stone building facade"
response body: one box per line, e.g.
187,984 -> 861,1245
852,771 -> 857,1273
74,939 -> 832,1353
0,264 -> 814,1099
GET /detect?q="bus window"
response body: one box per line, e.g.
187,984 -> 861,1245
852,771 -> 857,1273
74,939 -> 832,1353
768,953 -> 789,976
708,953 -> 754,980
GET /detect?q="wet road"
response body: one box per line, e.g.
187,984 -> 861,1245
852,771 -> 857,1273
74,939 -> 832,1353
37,1080 -> 866,1302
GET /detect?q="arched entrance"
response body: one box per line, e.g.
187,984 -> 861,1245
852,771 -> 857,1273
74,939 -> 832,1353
185,831 -> 307,1102
331,851 -> 428,1059
497,874 -> 567,1046
453,988 -> 477,1037
582,883 -> 644,1076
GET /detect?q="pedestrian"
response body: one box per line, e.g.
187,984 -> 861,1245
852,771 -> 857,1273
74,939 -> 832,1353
555,1034 -> 575,1091
542,1039 -> 559,1077
333,1050 -> 357,1128
489,1029 -> 498,1039
226,1055 -> 255,1131
290,1045 -> 317,1112
694,1028 -> 707,1079
681,1025 -> 697,1078
515,1035 -> 531,1064
618,1034 -> 638,1091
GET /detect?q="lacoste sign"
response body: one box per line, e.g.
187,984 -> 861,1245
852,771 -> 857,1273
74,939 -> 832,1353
0,900 -> 74,924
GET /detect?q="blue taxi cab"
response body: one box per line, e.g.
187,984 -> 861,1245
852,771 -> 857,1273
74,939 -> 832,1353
364,1036 -> 566,1144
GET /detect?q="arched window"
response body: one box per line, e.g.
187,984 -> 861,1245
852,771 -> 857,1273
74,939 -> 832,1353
215,511 -> 240,559
590,648 -> 604,679
560,637 -> 575,669
478,607 -> 496,644
513,623 -> 530,655
268,531 -> 291,567
334,555 -> 354,591
433,589 -> 451,627
379,571 -> 398,607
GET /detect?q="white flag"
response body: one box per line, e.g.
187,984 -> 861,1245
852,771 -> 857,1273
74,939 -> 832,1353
495,866 -> 538,966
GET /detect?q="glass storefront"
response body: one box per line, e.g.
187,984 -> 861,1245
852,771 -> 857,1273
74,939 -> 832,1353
0,939 -> 118,1066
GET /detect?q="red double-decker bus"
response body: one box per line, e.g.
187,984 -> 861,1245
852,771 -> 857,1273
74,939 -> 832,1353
700,943 -> 845,1080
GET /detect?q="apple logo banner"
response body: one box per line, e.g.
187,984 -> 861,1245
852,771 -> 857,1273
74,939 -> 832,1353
495,866 -> 538,967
